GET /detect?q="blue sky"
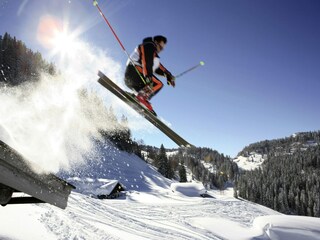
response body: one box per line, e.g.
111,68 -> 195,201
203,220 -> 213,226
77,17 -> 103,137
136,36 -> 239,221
1,0 -> 320,157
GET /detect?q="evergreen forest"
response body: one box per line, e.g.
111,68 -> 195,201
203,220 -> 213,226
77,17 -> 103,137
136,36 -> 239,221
235,131 -> 320,217
0,32 -> 56,85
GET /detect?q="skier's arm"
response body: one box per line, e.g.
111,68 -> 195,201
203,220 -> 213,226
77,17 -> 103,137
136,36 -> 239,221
156,64 -> 175,87
155,63 -> 169,76
140,42 -> 155,78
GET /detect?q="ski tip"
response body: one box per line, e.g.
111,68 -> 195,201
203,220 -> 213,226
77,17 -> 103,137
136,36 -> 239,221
200,61 -> 205,66
98,70 -> 105,78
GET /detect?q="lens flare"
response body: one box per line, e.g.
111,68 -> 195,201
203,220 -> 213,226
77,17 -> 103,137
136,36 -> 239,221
37,15 -> 78,60
37,15 -> 63,49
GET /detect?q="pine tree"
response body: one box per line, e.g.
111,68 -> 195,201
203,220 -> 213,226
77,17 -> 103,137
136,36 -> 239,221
179,164 -> 187,182
157,144 -> 174,179
313,192 -> 320,217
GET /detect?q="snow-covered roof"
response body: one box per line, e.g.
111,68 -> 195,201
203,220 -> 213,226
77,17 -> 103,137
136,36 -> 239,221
96,180 -> 124,196
67,177 -> 125,197
170,182 -> 206,197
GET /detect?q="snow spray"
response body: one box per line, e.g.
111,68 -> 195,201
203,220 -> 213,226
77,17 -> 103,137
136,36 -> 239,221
0,36 -> 124,173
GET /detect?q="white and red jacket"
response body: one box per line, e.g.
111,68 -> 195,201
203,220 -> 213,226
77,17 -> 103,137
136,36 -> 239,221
127,37 -> 171,79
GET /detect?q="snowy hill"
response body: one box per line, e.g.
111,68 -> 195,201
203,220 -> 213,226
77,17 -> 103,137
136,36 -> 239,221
234,131 -> 320,171
233,152 -> 266,171
64,141 -> 173,193
1,141 -> 320,240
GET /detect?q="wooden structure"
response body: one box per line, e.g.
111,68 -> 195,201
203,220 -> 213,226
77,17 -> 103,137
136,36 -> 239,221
0,140 -> 75,209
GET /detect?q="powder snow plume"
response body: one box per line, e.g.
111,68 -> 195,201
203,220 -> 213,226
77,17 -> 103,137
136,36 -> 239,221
0,36 -> 123,174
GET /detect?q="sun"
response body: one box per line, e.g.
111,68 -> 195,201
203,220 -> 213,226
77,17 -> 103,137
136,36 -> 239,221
37,15 -> 80,59
51,27 -> 77,57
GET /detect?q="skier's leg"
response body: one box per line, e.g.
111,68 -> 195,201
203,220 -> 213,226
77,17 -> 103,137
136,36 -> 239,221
124,64 -> 145,92
149,75 -> 163,100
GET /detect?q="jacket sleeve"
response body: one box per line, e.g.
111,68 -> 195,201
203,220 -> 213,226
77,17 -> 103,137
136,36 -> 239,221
155,63 -> 172,77
140,42 -> 155,78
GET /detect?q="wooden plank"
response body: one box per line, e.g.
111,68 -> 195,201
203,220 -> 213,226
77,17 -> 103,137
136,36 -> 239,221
0,140 -> 75,209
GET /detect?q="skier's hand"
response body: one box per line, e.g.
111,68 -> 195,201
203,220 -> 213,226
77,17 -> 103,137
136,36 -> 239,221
166,74 -> 176,87
145,76 -> 153,88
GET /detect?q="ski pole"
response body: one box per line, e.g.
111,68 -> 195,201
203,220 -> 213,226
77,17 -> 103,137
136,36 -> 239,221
175,61 -> 205,79
93,0 -> 147,85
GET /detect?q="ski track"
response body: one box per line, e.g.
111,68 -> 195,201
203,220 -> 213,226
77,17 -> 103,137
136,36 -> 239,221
39,192 -> 269,240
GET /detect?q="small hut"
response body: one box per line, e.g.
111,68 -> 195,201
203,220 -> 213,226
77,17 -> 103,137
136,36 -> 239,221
96,180 -> 126,199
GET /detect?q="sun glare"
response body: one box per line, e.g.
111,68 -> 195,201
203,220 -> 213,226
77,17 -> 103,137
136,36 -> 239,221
37,15 -> 80,60
51,28 -> 76,56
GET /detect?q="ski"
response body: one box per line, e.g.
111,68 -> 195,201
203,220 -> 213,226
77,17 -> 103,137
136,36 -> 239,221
97,71 -> 193,148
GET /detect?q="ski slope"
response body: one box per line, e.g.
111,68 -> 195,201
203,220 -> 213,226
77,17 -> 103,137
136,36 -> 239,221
1,142 -> 320,240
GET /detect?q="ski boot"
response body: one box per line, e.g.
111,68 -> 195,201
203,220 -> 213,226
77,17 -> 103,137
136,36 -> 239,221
136,86 -> 157,115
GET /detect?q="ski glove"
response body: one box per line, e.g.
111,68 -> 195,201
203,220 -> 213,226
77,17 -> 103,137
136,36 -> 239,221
166,73 -> 176,87
145,76 -> 153,88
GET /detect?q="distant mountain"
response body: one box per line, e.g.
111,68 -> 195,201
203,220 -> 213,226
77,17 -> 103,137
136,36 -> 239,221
141,145 -> 238,190
234,131 -> 320,171
238,131 -> 320,156
234,130 -> 320,217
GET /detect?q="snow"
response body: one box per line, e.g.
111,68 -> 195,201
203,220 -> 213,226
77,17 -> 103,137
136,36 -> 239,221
233,153 -> 265,171
1,16 -> 319,239
253,215 -> 320,240
166,150 -> 179,157
1,191 -> 320,239
66,177 -> 124,197
170,182 -> 206,197
201,160 -> 216,174
1,142 -> 320,240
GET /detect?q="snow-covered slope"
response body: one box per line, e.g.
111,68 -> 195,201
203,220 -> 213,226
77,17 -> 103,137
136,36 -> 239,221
64,141 -> 173,193
1,141 -> 320,240
233,152 -> 265,171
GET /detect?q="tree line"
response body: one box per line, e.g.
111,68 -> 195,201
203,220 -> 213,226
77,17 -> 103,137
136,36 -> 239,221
235,131 -> 320,217
0,32 -> 56,85
238,131 -> 320,157
143,145 -> 237,189
175,147 -> 238,189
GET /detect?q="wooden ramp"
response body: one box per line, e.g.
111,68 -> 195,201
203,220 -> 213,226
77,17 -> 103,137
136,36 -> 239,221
0,140 -> 75,209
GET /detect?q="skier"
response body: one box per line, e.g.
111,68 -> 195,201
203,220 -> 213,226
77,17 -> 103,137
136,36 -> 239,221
124,35 -> 175,114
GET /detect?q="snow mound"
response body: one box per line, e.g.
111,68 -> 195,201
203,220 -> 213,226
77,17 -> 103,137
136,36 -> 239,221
254,215 -> 320,240
170,182 -> 206,197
